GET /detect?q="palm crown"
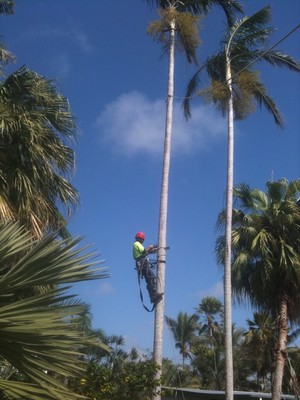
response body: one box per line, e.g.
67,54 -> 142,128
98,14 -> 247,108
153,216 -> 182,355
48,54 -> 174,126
0,66 -> 79,239
184,6 -> 300,123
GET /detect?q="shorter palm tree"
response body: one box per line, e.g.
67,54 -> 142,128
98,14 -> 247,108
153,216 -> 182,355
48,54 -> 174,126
216,178 -> 300,400
196,296 -> 223,338
243,311 -> 276,391
195,297 -> 224,386
165,311 -> 199,367
0,222 -> 109,400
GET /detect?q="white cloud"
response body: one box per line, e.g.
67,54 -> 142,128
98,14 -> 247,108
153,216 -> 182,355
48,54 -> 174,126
97,282 -> 115,295
96,91 -> 226,157
25,26 -> 92,53
197,281 -> 224,300
55,53 -> 71,78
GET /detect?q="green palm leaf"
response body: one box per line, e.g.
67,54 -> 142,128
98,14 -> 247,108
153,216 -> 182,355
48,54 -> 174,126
0,222 -> 109,400
0,66 -> 79,238
262,50 -> 300,71
145,0 -> 243,25
227,6 -> 272,48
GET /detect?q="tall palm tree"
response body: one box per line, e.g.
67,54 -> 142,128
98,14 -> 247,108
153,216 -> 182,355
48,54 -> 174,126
184,8 -> 300,400
145,2 -> 242,398
0,66 -> 79,239
0,222 -> 109,400
165,311 -> 199,367
216,178 -> 300,400
146,3 -> 199,398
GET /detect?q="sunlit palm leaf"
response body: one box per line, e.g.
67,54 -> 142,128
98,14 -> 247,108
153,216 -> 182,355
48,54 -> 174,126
0,66 -> 79,238
0,222 -> 109,399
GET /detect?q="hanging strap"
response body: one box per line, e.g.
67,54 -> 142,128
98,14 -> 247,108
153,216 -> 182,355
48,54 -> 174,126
137,272 -> 155,313
135,258 -> 155,313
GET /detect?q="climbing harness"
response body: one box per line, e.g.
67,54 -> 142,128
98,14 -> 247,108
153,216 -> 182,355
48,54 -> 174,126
135,257 -> 157,312
135,246 -> 170,312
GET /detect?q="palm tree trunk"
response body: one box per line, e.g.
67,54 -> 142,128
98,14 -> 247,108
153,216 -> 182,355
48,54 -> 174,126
152,17 -> 175,400
224,54 -> 234,400
272,297 -> 288,400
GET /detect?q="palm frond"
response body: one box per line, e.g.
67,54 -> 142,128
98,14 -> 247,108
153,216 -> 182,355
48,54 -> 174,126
0,380 -> 85,400
0,66 -> 79,238
183,64 -> 207,118
0,46 -> 15,65
219,179 -> 300,322
229,6 -> 271,47
175,11 -> 201,64
230,27 -> 274,52
262,50 -> 300,72
0,222 -> 109,399
251,80 -> 283,127
206,0 -> 243,27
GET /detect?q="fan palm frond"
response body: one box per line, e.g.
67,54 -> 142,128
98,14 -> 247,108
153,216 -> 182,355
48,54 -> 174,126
0,222 -> 109,400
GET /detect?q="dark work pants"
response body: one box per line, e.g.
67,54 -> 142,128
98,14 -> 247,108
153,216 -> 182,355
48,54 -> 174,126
135,258 -> 157,301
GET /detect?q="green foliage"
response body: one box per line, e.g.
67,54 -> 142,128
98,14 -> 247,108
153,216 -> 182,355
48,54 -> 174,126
145,0 -> 243,27
165,295 -> 300,394
0,222 -> 109,400
232,179 -> 300,317
184,6 -> 300,123
147,8 -> 201,63
165,312 -> 199,366
242,312 -> 276,390
200,70 -> 261,120
216,179 -> 300,396
70,360 -> 161,400
0,66 -> 79,239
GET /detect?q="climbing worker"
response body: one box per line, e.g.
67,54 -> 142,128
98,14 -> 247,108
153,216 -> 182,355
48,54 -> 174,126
133,232 -> 163,304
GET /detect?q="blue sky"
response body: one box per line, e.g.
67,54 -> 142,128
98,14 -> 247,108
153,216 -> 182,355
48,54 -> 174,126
2,0 -> 300,361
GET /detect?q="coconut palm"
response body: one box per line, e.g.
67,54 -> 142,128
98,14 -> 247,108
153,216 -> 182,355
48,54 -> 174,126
145,2 -> 242,398
146,4 -> 200,397
192,321 -> 247,390
0,221 -> 109,400
196,297 -> 223,385
216,178 -> 300,400
0,66 -> 79,239
192,323 -> 225,389
196,296 -> 223,337
165,312 -> 199,367
243,311 -> 276,391
184,8 -> 300,400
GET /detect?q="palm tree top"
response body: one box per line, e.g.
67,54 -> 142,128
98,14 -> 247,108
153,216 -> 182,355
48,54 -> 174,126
184,6 -> 300,123
145,0 -> 243,26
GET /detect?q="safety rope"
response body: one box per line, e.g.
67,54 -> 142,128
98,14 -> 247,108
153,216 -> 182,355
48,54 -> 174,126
136,266 -> 155,312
